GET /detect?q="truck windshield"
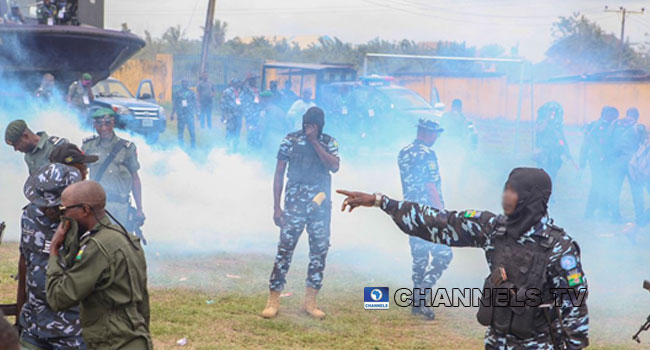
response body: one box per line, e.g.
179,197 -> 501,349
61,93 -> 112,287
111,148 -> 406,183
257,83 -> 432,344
381,88 -> 432,110
93,80 -> 134,98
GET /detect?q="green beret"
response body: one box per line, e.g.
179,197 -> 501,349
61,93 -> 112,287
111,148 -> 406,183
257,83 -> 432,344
260,90 -> 273,98
91,107 -> 116,119
82,73 -> 92,81
5,119 -> 27,144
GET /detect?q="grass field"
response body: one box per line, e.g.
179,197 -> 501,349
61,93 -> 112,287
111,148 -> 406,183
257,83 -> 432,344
1,241 -> 646,349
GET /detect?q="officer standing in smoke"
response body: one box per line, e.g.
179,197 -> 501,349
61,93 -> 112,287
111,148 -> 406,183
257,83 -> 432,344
262,106 -> 340,319
81,108 -> 146,241
5,119 -> 67,175
338,167 -> 589,350
398,119 -> 452,320
534,102 -> 573,182
220,78 -> 244,153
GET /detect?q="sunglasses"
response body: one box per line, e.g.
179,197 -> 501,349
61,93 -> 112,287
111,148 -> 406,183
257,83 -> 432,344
58,203 -> 86,214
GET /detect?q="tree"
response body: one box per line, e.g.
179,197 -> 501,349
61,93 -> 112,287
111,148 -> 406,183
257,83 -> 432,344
545,13 -> 640,74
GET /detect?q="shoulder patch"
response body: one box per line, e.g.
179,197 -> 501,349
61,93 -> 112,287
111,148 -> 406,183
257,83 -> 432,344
75,244 -> 87,261
82,135 -> 98,144
463,210 -> 482,218
560,254 -> 577,270
49,136 -> 66,145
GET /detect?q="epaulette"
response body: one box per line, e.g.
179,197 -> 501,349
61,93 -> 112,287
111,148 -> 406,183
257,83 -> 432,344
48,136 -> 66,146
82,135 -> 98,144
494,214 -> 507,237
124,140 -> 132,148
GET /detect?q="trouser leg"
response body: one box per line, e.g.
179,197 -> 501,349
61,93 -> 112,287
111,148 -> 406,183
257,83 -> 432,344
187,115 -> 196,148
269,208 -> 306,292
177,117 -> 186,146
305,205 -> 331,291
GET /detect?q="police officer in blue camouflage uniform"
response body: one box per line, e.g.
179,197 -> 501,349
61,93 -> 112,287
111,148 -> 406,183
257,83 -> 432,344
220,79 -> 244,153
398,119 -> 453,320
18,144 -> 98,350
262,106 -> 340,320
339,167 -> 589,350
171,79 -> 198,148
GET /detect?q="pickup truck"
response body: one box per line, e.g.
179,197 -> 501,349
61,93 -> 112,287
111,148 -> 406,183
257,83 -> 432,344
91,78 -> 166,143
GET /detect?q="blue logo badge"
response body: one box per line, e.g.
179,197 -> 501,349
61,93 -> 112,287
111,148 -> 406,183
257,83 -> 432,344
560,255 -> 577,270
364,287 -> 389,310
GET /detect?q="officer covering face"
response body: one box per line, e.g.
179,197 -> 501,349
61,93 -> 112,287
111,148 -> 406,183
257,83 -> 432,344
338,168 -> 589,350
262,106 -> 340,320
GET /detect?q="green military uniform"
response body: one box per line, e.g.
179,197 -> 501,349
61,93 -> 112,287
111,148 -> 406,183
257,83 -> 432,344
82,134 -> 140,227
45,216 -> 151,350
25,132 -> 66,175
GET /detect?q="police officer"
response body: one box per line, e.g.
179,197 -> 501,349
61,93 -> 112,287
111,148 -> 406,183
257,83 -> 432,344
171,79 -> 198,148
262,107 -> 340,319
34,73 -> 56,101
220,79 -> 244,153
579,106 -> 619,219
36,0 -> 57,25
338,167 -> 589,350
66,73 -> 94,112
46,180 -> 151,350
608,107 -> 647,223
5,119 -> 67,175
241,73 -> 262,150
398,119 -> 453,320
534,102 -> 573,182
18,144 -> 95,350
81,108 -> 145,238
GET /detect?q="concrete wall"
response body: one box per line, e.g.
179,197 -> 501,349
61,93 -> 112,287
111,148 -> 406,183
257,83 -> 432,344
112,54 -> 173,103
397,75 -> 650,126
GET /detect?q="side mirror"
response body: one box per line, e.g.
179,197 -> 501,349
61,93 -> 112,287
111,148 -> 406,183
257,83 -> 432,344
433,102 -> 446,111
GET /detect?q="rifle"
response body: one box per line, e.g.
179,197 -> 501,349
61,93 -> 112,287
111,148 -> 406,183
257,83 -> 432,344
633,280 -> 650,343
127,207 -> 147,245
541,303 -> 569,350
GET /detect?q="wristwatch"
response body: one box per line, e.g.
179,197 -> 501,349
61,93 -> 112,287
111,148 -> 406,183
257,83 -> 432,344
372,192 -> 384,207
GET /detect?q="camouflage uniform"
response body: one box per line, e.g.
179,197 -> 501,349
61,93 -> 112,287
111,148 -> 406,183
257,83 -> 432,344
36,1 -> 57,25
220,86 -> 243,152
534,102 -> 571,182
398,140 -> 453,296
25,132 -> 67,175
81,133 -> 140,228
241,84 -> 262,149
20,163 -> 85,350
269,131 -> 339,291
173,87 -> 198,148
379,197 -> 589,350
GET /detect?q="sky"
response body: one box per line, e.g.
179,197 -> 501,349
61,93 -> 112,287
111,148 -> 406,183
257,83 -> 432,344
104,0 -> 649,63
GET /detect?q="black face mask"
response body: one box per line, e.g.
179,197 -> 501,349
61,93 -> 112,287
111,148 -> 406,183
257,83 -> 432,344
504,168 -> 552,238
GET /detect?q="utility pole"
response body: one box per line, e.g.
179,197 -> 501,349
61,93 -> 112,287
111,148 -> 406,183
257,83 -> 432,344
605,6 -> 645,68
199,0 -> 217,77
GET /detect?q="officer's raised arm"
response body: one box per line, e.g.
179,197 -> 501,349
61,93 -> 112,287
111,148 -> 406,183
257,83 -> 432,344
336,190 -> 495,248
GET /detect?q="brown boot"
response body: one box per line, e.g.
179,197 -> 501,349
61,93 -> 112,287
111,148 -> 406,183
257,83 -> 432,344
261,290 -> 281,318
304,287 -> 326,319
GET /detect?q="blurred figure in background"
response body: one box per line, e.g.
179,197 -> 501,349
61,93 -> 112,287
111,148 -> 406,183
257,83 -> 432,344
67,72 -> 94,114
221,78 -> 244,153
580,106 -> 619,219
533,101 -> 573,182
440,99 -> 478,150
241,73 -> 262,150
287,88 -> 316,130
259,90 -> 290,151
279,79 -> 298,113
34,73 -> 56,101
608,107 -> 647,223
197,73 -> 215,129
171,79 -> 198,148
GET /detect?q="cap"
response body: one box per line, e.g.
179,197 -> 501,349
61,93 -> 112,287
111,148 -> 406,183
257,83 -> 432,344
260,90 -> 273,98
418,118 -> 444,133
5,119 -> 27,145
91,107 -> 116,119
23,163 -> 82,207
49,143 -> 98,165
82,73 -> 92,81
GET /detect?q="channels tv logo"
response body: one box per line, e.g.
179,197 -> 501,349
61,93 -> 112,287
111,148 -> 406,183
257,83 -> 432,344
364,287 -> 389,310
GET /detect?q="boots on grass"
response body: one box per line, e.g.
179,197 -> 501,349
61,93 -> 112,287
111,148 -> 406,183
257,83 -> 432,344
304,287 -> 326,319
261,290 -> 281,318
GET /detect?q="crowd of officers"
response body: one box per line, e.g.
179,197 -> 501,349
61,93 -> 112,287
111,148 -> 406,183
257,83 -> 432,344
533,102 -> 649,226
172,74 -> 310,152
3,110 -> 151,349
0,0 -> 78,25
